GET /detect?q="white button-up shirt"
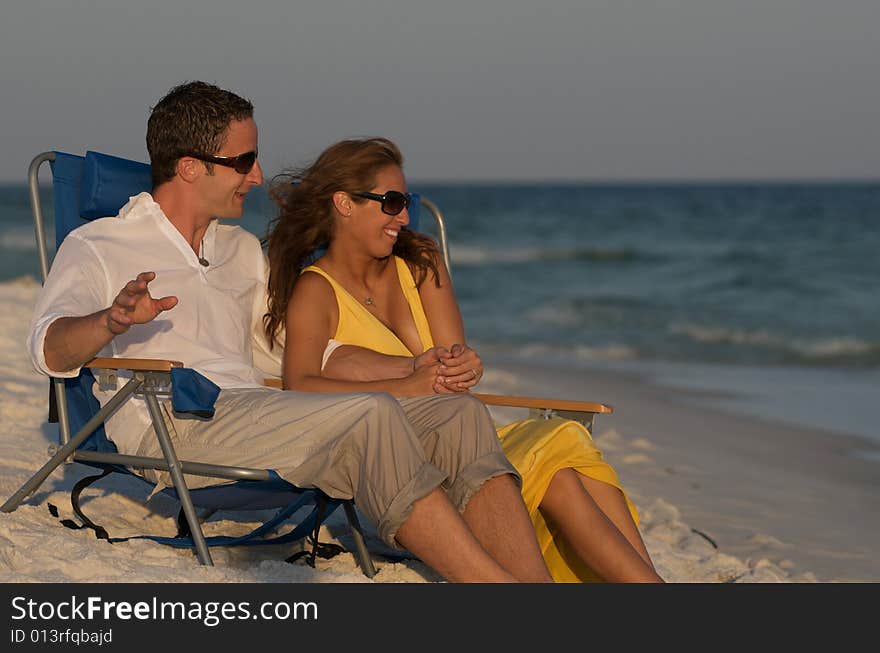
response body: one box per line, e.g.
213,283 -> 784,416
27,192 -> 282,454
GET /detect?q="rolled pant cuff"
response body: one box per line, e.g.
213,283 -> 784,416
447,450 -> 521,514
378,461 -> 448,549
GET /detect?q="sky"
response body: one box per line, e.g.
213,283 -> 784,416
2,0 -> 879,182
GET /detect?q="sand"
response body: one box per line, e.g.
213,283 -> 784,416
481,357 -> 880,582
2,275 -> 877,583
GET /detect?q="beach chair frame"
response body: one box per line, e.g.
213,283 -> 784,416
1,152 -> 377,574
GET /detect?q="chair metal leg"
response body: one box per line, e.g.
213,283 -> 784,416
2,377 -> 143,513
343,501 -> 377,578
142,391 -> 213,566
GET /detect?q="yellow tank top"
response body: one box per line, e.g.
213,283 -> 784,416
302,256 -> 435,357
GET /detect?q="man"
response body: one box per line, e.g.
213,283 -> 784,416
27,81 -> 551,583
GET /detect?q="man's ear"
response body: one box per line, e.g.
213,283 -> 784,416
176,157 -> 201,183
332,191 -> 353,217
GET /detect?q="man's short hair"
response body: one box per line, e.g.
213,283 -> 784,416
146,80 -> 254,188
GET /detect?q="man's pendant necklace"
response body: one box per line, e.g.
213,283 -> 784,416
364,297 -> 375,306
198,236 -> 209,267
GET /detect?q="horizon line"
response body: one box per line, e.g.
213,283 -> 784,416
1,176 -> 879,188
407,177 -> 880,186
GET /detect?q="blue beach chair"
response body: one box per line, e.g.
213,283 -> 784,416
0,150 -> 380,574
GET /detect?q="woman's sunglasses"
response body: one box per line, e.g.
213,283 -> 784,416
190,149 -> 258,174
353,190 -> 412,216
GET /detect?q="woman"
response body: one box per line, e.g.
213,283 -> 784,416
264,138 -> 662,582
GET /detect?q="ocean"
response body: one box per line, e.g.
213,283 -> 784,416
2,181 -> 879,443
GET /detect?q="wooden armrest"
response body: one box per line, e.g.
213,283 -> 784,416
260,377 -> 611,414
473,393 -> 612,415
86,357 -> 184,372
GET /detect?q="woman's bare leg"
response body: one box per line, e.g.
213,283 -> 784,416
540,468 -> 663,582
578,473 -> 656,569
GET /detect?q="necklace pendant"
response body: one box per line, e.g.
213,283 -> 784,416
364,297 -> 375,306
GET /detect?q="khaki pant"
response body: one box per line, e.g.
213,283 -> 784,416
135,389 -> 517,547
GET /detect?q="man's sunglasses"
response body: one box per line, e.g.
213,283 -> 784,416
352,190 -> 412,216
190,149 -> 258,174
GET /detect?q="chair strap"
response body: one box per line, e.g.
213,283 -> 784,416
48,379 -> 58,423
107,492 -> 340,549
175,507 -> 217,539
47,468 -> 116,540
285,495 -> 346,567
45,469 -> 351,563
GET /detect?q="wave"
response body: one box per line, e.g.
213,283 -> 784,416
669,323 -> 879,364
792,337 -> 878,359
0,226 -> 38,251
450,244 -> 649,266
670,324 -> 779,347
474,340 -> 639,363
525,304 -> 584,328
572,344 -> 638,361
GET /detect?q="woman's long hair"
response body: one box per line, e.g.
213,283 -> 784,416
263,137 -> 440,347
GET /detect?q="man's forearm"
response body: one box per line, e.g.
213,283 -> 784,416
322,345 -> 413,381
43,310 -> 115,373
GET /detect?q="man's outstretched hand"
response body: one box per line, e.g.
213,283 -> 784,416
106,271 -> 178,335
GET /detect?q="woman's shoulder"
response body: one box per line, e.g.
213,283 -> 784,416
394,255 -> 419,286
299,261 -> 339,288
293,265 -> 335,297
286,271 -> 337,326
301,260 -> 329,276
293,265 -> 343,313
